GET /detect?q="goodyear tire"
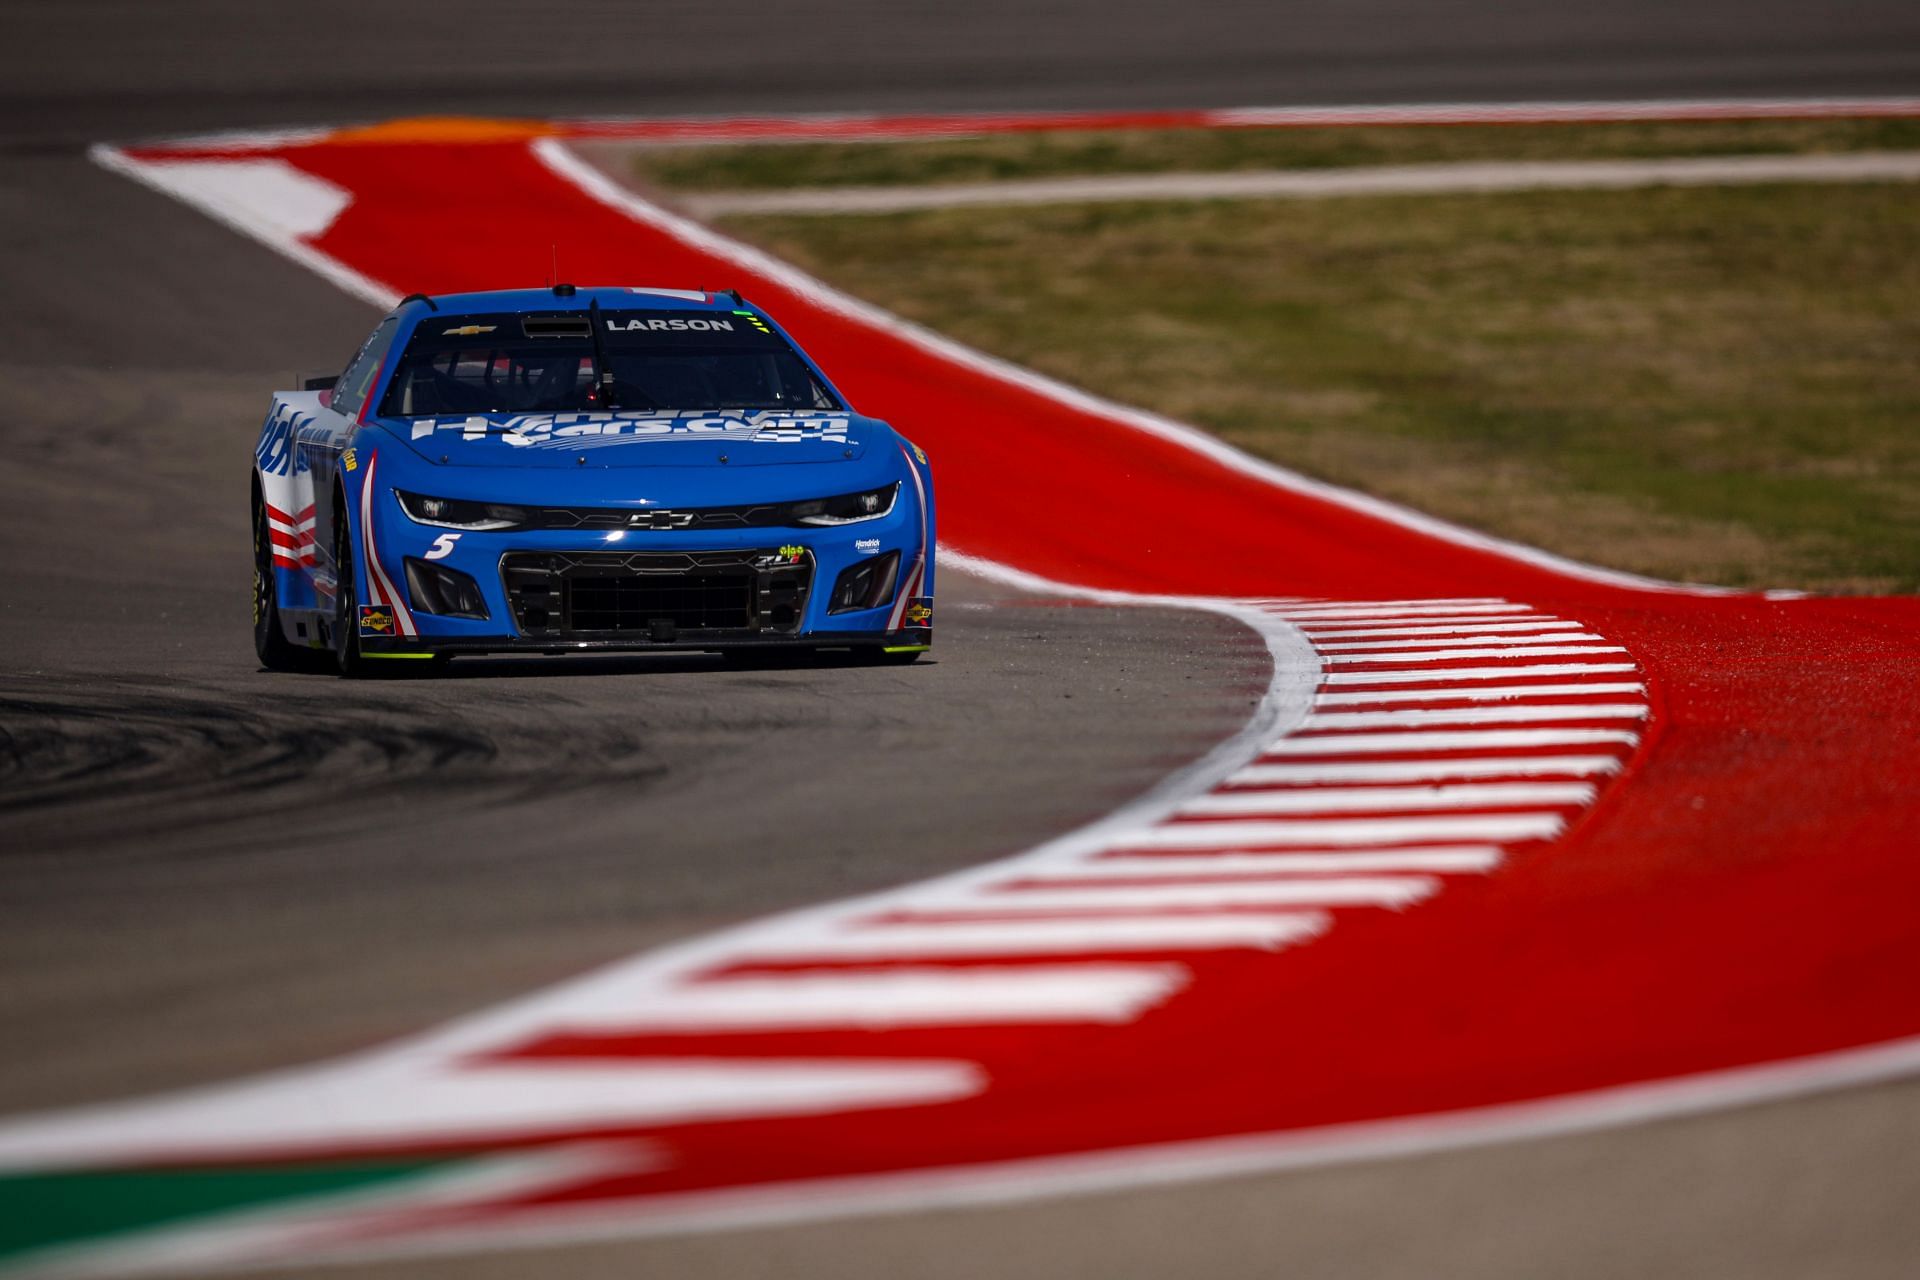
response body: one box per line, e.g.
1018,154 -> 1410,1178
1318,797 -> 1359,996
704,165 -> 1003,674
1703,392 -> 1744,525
253,494 -> 325,672
331,501 -> 371,679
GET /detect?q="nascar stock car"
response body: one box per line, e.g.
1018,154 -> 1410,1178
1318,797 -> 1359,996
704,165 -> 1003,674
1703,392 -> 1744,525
252,286 -> 934,675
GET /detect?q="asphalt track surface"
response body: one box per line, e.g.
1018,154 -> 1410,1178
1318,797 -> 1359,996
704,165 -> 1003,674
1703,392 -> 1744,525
8,0 -> 1920,149
5,4 -> 1920,1278
0,163 -> 1264,1117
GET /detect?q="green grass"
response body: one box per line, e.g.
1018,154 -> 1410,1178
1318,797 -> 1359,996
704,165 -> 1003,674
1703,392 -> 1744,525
719,182 -> 1920,592
633,118 -> 1920,192
0,1160 -> 453,1264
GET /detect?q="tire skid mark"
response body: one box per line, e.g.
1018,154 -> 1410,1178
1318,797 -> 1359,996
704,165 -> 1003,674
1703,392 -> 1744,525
0,676 -> 662,857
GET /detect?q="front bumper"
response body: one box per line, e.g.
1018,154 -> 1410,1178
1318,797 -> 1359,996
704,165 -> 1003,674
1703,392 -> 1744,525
364,487 -> 931,654
359,628 -> 932,658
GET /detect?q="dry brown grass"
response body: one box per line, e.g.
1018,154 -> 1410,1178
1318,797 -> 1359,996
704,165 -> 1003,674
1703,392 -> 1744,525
722,182 -> 1920,592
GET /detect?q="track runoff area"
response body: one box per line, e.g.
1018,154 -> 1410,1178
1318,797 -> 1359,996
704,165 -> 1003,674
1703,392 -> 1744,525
9,99 -> 1920,1275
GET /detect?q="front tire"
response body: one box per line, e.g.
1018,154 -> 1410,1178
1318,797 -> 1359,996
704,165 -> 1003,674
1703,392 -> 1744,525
332,502 -> 371,679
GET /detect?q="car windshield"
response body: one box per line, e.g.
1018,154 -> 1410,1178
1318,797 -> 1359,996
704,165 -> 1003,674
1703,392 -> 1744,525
377,310 -> 841,416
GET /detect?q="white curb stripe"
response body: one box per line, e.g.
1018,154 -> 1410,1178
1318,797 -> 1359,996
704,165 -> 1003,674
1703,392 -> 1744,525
1073,849 -> 1506,875
1229,755 -> 1625,784
1323,644 -> 1627,664
1123,813 -> 1567,848
1315,682 -> 1646,706
1264,728 -> 1640,755
602,966 -> 1191,1029
1301,703 -> 1649,730
732,916 -> 1331,959
1179,782 -> 1595,816
964,877 -> 1439,910
1314,632 -> 1601,652
1324,662 -> 1638,684
1302,619 -> 1570,639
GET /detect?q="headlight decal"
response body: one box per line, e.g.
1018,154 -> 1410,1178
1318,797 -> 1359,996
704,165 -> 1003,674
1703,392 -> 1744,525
793,483 -> 898,527
397,490 -> 531,531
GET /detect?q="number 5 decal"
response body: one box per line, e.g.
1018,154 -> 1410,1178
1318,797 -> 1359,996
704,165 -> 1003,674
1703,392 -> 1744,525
425,533 -> 461,561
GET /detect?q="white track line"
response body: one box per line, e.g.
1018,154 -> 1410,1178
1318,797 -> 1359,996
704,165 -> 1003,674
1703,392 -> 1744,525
1179,782 -> 1594,817
1301,704 -> 1649,730
1122,813 -> 1566,848
1228,756 -> 1624,784
729,916 -> 1331,959
1213,97 -> 1920,127
1066,849 -> 1505,875
1264,728 -> 1639,755
1315,682 -> 1645,706
1267,603 -> 1534,621
1324,662 -> 1637,684
582,966 -> 1192,1029
963,877 -> 1438,910
1302,620 -> 1569,639
1323,644 -> 1627,664
1314,632 -> 1600,652
684,152 -> 1920,217
0,1061 -> 984,1166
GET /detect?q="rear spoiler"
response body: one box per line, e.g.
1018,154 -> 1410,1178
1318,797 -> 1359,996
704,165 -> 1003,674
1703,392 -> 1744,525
301,373 -> 339,392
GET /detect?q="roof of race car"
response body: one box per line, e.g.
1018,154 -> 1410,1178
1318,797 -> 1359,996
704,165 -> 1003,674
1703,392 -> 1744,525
396,286 -> 745,316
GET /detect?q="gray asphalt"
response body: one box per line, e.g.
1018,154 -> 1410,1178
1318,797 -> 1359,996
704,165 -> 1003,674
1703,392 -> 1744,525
0,141 -> 1270,1114
6,0 -> 1920,150
3,2 -> 1918,1275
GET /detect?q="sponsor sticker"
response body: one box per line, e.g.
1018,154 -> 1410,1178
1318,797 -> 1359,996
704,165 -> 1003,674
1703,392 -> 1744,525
442,324 -> 497,336
254,403 -> 317,478
342,449 -> 358,472
408,411 -> 851,448
358,606 -> 395,636
911,442 -> 929,465
905,598 -> 933,628
604,317 -> 735,333
753,546 -> 810,571
855,537 -> 882,554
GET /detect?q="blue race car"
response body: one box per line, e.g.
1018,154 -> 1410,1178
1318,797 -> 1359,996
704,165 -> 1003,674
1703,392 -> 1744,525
252,286 -> 933,675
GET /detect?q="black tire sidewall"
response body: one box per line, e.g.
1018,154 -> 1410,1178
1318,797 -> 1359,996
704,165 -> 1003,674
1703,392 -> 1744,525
333,508 -> 363,677
252,500 -> 277,664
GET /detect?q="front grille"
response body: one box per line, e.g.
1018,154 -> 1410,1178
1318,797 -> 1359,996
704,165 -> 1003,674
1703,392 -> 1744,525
501,550 -> 812,641
570,573 -> 751,631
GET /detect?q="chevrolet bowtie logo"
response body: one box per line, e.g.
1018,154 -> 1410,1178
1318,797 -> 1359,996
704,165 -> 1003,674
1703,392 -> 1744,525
629,510 -> 697,529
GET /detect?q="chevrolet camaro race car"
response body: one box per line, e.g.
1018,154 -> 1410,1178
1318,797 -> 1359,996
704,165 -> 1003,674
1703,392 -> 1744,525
252,286 -> 934,676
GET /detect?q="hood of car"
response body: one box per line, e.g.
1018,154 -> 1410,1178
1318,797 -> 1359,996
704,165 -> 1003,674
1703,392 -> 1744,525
378,410 -> 874,468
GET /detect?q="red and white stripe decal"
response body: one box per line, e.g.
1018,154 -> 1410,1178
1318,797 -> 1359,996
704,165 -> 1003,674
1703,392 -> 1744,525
886,442 -> 932,631
264,501 -> 317,570
356,451 -> 416,637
